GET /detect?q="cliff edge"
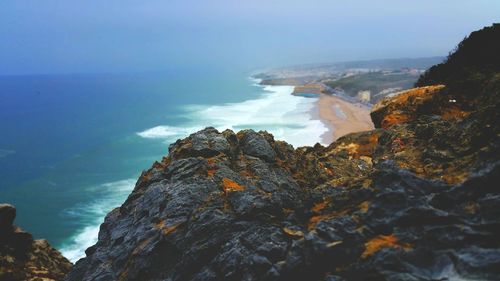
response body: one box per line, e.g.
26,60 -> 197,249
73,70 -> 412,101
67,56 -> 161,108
66,25 -> 500,281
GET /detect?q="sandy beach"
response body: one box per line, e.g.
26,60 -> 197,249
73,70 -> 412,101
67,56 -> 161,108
316,94 -> 374,144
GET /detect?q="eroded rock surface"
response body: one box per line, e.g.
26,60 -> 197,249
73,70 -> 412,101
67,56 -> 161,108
0,204 -> 72,281
66,25 -> 500,280
66,122 -> 500,281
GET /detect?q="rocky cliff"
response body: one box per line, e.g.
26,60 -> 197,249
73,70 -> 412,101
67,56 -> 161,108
0,204 -> 72,280
65,25 -> 500,281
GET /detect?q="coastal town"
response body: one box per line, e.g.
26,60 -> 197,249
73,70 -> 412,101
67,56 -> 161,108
255,58 -> 438,141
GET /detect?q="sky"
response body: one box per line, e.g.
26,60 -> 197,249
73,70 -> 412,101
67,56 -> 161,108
0,0 -> 499,75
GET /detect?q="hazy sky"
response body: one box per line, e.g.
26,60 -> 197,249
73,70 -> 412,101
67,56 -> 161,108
1,0 -> 499,75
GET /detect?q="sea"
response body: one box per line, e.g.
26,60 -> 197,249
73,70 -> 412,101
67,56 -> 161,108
0,67 -> 328,262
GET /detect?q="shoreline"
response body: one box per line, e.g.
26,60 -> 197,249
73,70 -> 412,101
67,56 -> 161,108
254,76 -> 374,146
316,94 -> 374,144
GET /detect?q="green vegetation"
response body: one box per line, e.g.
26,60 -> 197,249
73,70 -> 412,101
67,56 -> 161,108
324,71 -> 418,99
416,24 -> 500,103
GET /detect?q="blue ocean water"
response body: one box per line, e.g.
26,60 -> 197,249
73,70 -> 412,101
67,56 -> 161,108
0,68 -> 327,261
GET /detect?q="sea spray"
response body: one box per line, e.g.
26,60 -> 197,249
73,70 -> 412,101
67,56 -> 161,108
138,83 -> 329,147
60,179 -> 135,262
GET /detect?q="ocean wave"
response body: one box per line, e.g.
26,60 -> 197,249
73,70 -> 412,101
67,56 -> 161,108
248,77 -> 263,86
63,81 -> 329,263
137,125 -> 203,139
60,179 -> 136,262
137,84 -> 329,147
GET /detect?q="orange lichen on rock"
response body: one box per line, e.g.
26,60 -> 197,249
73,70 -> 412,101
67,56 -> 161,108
160,156 -> 171,166
206,157 -> 216,166
206,157 -> 218,177
362,234 -> 412,258
336,142 -> 360,157
356,132 -> 379,157
207,169 -> 217,177
308,215 -> 329,231
441,106 -> 471,121
221,178 -> 245,193
359,201 -> 370,213
154,219 -> 166,230
163,223 -> 182,236
283,227 -> 304,238
140,170 -> 152,182
154,219 -> 182,236
381,113 -> 410,129
353,132 -> 380,157
396,85 -> 443,101
368,132 -> 379,144
308,209 -> 349,231
371,85 -> 446,128
312,200 -> 329,213
376,85 -> 445,111
362,179 -> 372,188
442,172 -> 468,185
152,160 -> 167,170
330,131 -> 381,159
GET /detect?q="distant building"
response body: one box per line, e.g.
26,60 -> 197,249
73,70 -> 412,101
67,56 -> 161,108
357,90 -> 371,103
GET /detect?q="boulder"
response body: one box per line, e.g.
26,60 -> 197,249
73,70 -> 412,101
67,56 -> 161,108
0,203 -> 72,281
0,203 -> 16,232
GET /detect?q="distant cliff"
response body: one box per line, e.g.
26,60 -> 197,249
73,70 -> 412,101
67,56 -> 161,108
65,25 -> 500,280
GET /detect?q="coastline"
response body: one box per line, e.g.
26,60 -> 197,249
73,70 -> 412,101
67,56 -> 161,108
255,76 -> 374,146
316,94 -> 374,143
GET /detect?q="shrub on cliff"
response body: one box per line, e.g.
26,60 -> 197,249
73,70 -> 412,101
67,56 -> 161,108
416,23 -> 500,101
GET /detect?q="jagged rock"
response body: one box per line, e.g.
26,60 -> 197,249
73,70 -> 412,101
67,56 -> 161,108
370,85 -> 447,128
238,129 -> 277,162
0,204 -> 16,232
66,123 -> 499,281
65,25 -> 500,280
0,204 -> 72,281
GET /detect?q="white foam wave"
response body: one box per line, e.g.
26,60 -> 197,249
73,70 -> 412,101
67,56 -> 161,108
248,77 -> 263,86
137,84 -> 329,147
61,81 -> 329,263
60,179 -> 136,262
137,125 -> 203,139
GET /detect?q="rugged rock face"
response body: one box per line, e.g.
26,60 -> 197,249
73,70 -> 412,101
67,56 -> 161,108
67,127 -> 500,280
66,25 -> 500,280
0,204 -> 72,281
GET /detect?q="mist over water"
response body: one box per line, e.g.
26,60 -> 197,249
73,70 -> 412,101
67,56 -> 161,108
1,1 -> 499,75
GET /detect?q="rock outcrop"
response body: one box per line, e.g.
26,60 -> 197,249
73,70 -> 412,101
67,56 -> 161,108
0,204 -> 72,281
65,25 -> 500,281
